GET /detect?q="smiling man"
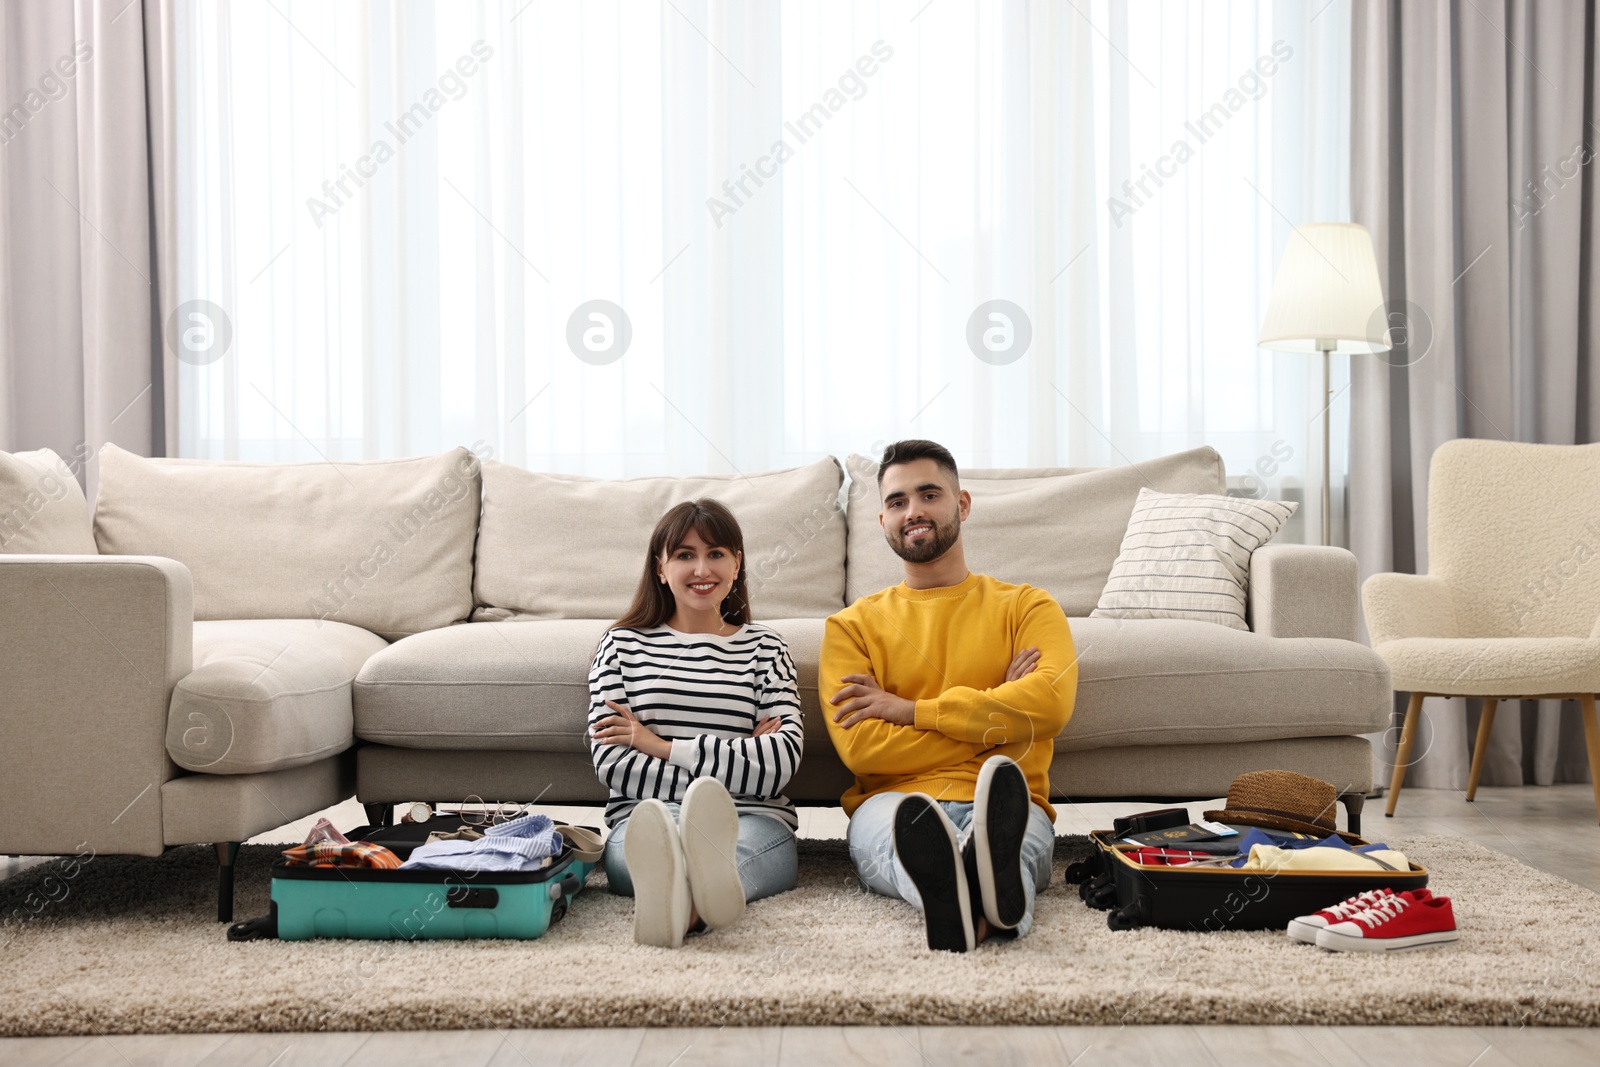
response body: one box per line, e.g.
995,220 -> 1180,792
821,439 -> 1078,951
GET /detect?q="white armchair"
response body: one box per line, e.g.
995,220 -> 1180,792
1362,438 -> 1600,821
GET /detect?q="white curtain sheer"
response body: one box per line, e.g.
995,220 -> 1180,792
175,0 -> 1350,538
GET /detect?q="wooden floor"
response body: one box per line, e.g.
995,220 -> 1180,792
6,1023 -> 1600,1066
4,784 -> 1600,1066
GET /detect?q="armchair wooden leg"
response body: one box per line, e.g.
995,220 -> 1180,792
1581,695 -> 1600,825
1466,697 -> 1498,802
216,841 -> 240,923
1386,693 -> 1426,818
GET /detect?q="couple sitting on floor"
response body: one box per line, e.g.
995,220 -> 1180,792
586,439 -> 1079,952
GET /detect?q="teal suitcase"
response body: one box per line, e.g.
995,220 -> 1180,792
229,818 -> 597,941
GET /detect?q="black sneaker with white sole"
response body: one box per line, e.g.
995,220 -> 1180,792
893,794 -> 975,952
971,755 -> 1030,931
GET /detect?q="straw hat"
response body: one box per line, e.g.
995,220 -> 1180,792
1203,770 -> 1365,844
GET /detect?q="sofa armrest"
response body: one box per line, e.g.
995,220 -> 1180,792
1361,571 -> 1458,646
0,555 -> 192,856
1247,544 -> 1360,641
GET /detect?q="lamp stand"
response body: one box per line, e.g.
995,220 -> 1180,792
1318,343 -> 1332,547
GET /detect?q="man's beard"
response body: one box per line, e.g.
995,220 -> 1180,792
888,513 -> 960,564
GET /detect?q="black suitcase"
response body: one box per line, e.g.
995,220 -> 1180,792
1064,829 -> 1430,932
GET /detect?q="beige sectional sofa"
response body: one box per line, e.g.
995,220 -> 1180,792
0,442 -> 1390,919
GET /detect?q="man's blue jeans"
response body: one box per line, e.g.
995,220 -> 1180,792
603,804 -> 798,903
847,791 -> 1055,938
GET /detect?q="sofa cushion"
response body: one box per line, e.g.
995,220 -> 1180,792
472,458 -> 846,622
1091,489 -> 1297,630
1058,617 -> 1390,751
168,619 -> 389,774
93,444 -> 483,640
1,448 -> 97,554
1372,635 -> 1600,697
843,447 -> 1226,613
354,618 -> 826,752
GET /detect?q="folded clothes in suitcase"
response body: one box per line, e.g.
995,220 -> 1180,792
1064,829 -> 1429,932
229,815 -> 601,942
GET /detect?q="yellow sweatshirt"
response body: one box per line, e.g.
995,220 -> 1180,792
820,571 -> 1078,819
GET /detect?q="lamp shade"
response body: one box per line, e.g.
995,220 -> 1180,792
1258,222 -> 1391,354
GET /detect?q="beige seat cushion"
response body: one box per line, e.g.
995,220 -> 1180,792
471,457 -> 846,623
1059,617 -> 1391,751
354,618 -> 826,752
1,448 -> 97,554
843,447 -> 1225,613
354,614 -> 1382,760
168,619 -> 389,774
93,444 -> 483,640
1374,636 -> 1600,697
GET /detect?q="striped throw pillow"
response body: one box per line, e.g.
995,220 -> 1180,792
1089,489 -> 1297,630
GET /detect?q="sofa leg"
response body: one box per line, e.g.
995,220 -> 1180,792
363,802 -> 394,828
216,841 -> 240,923
1338,792 -> 1365,837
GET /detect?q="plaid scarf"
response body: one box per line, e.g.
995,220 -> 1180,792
280,840 -> 402,869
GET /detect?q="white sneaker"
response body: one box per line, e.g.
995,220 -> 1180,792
680,778 -> 746,930
624,799 -> 691,948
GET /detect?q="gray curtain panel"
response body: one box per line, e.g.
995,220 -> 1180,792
1351,0 -> 1600,790
0,0 -> 178,491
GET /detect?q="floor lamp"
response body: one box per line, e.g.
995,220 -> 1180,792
1257,223 -> 1391,546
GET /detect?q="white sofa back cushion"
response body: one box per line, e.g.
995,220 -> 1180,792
93,444 -> 482,639
473,457 -> 846,621
1,448 -> 97,554
843,447 -> 1226,614
1091,488 -> 1296,630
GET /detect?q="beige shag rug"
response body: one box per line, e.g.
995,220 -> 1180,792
2,833 -> 1598,1034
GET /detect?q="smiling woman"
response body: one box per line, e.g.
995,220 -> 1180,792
584,498 -> 805,948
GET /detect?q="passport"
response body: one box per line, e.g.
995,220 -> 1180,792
1119,822 -> 1238,849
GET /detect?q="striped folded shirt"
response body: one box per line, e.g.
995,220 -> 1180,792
400,812 -> 563,872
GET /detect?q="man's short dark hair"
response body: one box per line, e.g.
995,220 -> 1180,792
877,439 -> 960,496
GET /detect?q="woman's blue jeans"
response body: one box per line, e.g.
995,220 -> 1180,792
603,805 -> 798,903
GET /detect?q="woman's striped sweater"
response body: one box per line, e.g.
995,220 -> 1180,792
586,622 -> 804,829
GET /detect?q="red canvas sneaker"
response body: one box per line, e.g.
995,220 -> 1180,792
1286,888 -> 1432,944
1315,892 -> 1458,952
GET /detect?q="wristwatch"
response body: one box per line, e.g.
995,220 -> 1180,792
401,802 -> 432,824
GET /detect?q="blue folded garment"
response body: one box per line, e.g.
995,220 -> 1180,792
400,813 -> 565,872
1227,827 -> 1393,867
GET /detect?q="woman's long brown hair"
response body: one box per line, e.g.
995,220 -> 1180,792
609,498 -> 753,634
